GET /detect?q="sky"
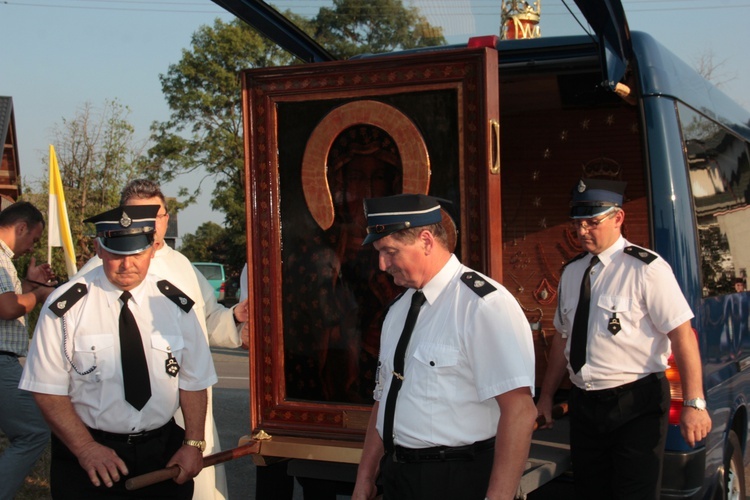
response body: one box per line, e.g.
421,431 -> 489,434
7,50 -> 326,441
1,0 -> 749,243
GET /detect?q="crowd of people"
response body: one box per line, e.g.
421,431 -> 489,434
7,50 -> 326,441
0,177 -> 711,500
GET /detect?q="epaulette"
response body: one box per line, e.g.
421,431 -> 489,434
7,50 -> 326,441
384,291 -> 406,314
157,280 -> 195,312
460,271 -> 496,298
623,245 -> 658,264
49,283 -> 88,318
563,252 -> 588,269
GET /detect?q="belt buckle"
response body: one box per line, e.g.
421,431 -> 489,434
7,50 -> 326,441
126,431 -> 146,445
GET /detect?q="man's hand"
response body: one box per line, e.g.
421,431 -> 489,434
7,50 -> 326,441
166,445 -> 204,484
351,479 -> 378,500
233,299 -> 249,323
535,394 -> 555,429
76,440 -> 129,488
26,256 -> 57,287
680,407 -> 712,447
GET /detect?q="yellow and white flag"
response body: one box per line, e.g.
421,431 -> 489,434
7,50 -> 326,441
47,145 -> 77,276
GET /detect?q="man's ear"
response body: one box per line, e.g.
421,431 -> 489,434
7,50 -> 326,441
15,222 -> 27,235
419,229 -> 435,255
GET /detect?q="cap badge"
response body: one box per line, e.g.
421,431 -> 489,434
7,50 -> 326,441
119,211 -> 132,228
577,180 -> 587,193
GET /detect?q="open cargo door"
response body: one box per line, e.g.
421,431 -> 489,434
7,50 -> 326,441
573,0 -> 633,92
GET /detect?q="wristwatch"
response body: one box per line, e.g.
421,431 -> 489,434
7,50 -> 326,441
683,398 -> 707,411
183,439 -> 206,452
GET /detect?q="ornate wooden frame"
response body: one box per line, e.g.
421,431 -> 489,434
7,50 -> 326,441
240,47 -> 499,440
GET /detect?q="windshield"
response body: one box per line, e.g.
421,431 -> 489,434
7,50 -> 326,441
267,0 -> 591,45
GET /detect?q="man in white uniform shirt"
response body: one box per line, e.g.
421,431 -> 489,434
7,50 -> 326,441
77,179 -> 249,500
21,204 -> 217,499
352,194 -> 537,500
536,178 -> 712,499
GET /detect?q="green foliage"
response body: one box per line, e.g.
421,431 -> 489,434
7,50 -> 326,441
149,3 -> 445,274
311,0 -> 446,59
179,221 -> 227,264
22,100 -> 148,281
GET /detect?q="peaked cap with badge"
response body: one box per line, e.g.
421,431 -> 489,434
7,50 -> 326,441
362,194 -> 445,245
84,205 -> 159,255
570,178 -> 627,219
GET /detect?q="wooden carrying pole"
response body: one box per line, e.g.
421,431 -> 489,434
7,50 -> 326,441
125,440 -> 261,491
127,402 -> 568,491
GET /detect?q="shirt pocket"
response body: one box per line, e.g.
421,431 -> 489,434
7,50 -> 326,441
596,295 -> 632,335
73,334 -> 116,381
411,342 -> 459,401
150,335 -> 185,380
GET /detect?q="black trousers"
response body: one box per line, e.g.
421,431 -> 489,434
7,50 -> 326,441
50,420 -> 193,499
569,373 -> 670,500
380,446 -> 493,500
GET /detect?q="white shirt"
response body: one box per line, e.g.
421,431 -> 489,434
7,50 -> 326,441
554,236 -> 694,390
20,268 -> 217,434
77,245 -> 242,349
76,246 -> 235,499
374,255 -> 535,449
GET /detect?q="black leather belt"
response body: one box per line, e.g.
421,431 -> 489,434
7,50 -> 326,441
88,420 -> 172,445
393,437 -> 495,463
0,350 -> 18,358
579,372 -> 664,400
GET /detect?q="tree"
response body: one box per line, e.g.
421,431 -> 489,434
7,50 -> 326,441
692,48 -> 737,90
24,99 -> 148,278
179,221 -> 227,264
311,0 -> 445,59
148,2 -> 446,274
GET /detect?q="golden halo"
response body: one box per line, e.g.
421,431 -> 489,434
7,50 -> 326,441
301,100 -> 430,230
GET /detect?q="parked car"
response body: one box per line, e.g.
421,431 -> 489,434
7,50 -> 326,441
193,262 -> 226,302
221,276 -> 241,307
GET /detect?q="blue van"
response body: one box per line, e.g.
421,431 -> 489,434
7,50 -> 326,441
219,0 -> 750,497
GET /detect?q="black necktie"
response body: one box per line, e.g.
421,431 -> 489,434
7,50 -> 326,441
570,256 -> 599,374
382,290 -> 426,454
119,291 -> 152,410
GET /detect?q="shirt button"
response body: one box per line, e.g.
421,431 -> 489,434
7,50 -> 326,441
585,383 -> 592,389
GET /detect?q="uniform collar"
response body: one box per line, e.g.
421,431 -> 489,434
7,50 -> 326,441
591,235 -> 626,267
97,270 -> 150,308
420,254 -> 461,305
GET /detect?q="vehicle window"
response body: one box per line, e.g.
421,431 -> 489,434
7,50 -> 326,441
195,264 -> 223,281
680,103 -> 750,296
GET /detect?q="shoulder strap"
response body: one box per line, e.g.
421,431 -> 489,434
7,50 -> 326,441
49,284 -> 88,318
157,280 -> 195,312
563,251 -> 588,269
623,245 -> 658,265
460,271 -> 496,298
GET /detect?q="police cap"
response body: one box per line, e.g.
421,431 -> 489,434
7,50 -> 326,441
84,205 -> 159,255
569,178 -> 627,218
363,194 -> 443,245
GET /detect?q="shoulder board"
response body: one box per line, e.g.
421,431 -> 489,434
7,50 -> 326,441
157,280 -> 195,312
623,246 -> 658,265
460,272 -> 496,298
384,291 -> 406,313
563,252 -> 588,269
49,284 -> 88,318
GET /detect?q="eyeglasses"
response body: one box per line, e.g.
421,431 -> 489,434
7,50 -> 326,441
569,210 -> 617,231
